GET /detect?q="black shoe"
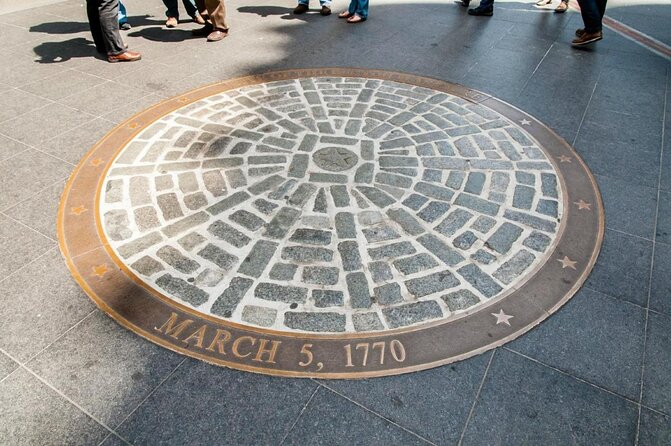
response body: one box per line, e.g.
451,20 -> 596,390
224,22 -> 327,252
468,6 -> 493,15
321,5 -> 332,15
192,24 -> 214,36
119,22 -> 131,30
293,3 -> 309,14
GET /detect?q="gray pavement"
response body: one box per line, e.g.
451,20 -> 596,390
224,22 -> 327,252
0,0 -> 669,444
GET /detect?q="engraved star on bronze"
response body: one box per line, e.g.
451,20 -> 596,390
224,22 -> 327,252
557,256 -> 577,270
574,200 -> 592,211
70,205 -> 87,216
492,309 -> 514,326
92,264 -> 109,278
557,155 -> 572,163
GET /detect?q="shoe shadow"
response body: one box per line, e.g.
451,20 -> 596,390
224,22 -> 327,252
237,6 -> 325,21
32,37 -> 105,63
126,26 -> 201,43
29,15 -> 162,35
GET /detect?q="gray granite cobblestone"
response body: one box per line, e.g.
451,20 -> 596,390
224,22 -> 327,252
383,301 -> 444,328
99,76 -> 563,334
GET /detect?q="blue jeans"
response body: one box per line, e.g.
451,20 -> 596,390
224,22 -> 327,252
298,0 -> 331,6
163,0 -> 198,18
118,0 -> 127,24
577,0 -> 607,32
477,0 -> 494,9
348,0 -> 368,18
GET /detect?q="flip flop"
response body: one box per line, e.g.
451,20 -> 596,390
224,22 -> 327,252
338,11 -> 352,18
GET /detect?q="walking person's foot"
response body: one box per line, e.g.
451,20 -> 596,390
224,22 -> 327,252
321,5 -> 332,15
535,0 -> 552,4
346,13 -> 366,23
460,0 -> 471,6
575,28 -> 585,37
207,29 -> 228,42
108,51 -> 142,63
193,12 -> 206,24
554,0 -> 569,13
468,5 -> 493,15
166,17 -> 178,27
119,22 -> 131,30
294,4 -> 309,13
571,30 -> 603,46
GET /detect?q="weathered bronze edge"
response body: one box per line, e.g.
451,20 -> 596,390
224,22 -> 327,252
57,67 -> 605,379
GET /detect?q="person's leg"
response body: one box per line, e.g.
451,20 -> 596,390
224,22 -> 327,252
193,0 -> 211,30
572,0 -> 603,45
163,0 -> 180,19
118,1 -> 131,29
294,0 -> 309,14
355,0 -> 368,19
318,0 -> 332,14
98,0 -> 126,55
348,0 -> 357,15
468,0 -> 494,15
204,0 -> 228,31
118,1 -> 127,23
183,0 -> 199,17
597,0 -> 607,19
86,0 -> 106,53
577,0 -> 602,33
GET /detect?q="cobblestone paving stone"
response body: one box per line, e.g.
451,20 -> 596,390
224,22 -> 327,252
100,77 -> 563,333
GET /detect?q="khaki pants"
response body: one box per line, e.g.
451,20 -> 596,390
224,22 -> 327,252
195,0 -> 227,31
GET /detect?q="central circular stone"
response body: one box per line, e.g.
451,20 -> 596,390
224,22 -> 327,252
97,76 -> 566,336
313,147 -> 359,172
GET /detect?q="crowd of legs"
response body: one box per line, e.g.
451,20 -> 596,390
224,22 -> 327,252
87,0 -> 608,63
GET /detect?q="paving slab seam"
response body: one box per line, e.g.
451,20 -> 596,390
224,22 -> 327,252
315,383 -> 438,445
0,87 -> 57,125
633,66 -> 669,446
457,349 -> 496,446
99,357 -> 188,446
0,348 -> 21,386
277,384 -> 321,446
22,309 -> 97,365
516,44 -> 555,97
503,347 -> 644,409
0,347 -> 126,443
582,284 -> 665,314
604,226 -> 658,244
0,245 -> 58,287
14,67 -> 84,92
0,210 -> 59,242
0,175 -> 67,214
0,115 -> 101,170
570,70 -> 602,148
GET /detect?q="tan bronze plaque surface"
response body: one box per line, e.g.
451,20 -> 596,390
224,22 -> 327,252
58,68 -> 604,378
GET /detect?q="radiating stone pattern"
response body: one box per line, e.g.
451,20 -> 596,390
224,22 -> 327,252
100,77 -> 563,333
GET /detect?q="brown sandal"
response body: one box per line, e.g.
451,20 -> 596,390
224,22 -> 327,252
338,11 -> 352,18
346,14 -> 366,23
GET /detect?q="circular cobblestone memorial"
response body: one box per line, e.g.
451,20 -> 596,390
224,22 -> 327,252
58,68 -> 603,378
